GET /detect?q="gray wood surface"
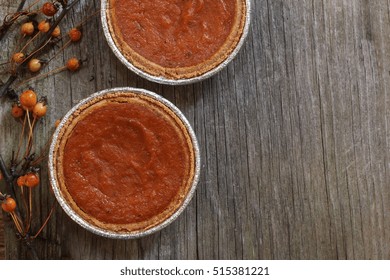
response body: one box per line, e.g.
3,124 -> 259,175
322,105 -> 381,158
1,0 -> 389,260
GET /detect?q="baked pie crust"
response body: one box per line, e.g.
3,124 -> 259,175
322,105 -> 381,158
52,91 -> 196,233
106,0 -> 248,80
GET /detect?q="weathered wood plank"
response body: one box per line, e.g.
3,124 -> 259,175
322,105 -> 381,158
0,215 -> 4,259
1,0 -> 389,259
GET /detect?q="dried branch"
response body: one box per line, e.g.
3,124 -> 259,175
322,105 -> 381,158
17,0 -> 27,12
1,0 -> 84,259
0,0 -> 28,41
0,0 -> 81,98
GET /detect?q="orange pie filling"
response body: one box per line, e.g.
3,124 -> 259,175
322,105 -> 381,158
54,92 -> 195,232
107,0 -> 247,79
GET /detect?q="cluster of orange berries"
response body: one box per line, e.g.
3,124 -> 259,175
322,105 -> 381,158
0,172 -> 39,213
20,20 -> 60,38
14,2 -> 82,73
1,174 -> 39,213
22,56 -> 80,73
11,89 -> 47,119
20,2 -> 59,35
17,172 -> 40,188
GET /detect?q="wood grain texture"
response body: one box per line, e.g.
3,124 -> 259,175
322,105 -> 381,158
0,0 -> 389,259
0,215 -> 4,259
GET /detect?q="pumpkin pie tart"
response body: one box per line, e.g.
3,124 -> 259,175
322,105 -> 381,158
104,0 -> 249,81
50,88 -> 199,236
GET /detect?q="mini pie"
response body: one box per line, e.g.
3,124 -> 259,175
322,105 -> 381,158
52,91 -> 196,234
105,0 -> 248,80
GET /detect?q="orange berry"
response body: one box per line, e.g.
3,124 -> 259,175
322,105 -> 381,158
21,22 -> 34,36
1,197 -> 17,213
16,175 -> 26,187
11,104 -> 24,118
33,102 -> 47,118
20,89 -> 37,110
69,28 -> 82,42
42,2 -> 58,17
12,52 -> 25,64
55,119 -> 61,128
28,58 -> 42,73
25,173 -> 39,188
51,26 -> 61,38
66,57 -> 80,72
38,20 -> 50,33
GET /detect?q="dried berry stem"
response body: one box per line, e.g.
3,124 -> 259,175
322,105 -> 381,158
19,31 -> 41,54
0,0 -> 27,40
32,202 -> 56,239
46,40 -> 71,63
0,61 -> 10,66
10,211 -> 24,236
23,36 -> 51,65
26,187 -> 32,232
75,9 -> 100,29
15,113 -> 27,164
20,186 -> 30,227
25,109 -> 33,155
45,8 -> 99,64
31,134 -> 54,166
17,65 -> 67,88
23,113 -> 38,160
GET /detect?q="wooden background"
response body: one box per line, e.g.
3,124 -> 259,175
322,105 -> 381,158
1,0 -> 389,260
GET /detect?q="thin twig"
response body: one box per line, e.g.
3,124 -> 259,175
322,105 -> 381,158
25,110 -> 33,157
31,133 -> 54,166
16,66 -> 66,88
17,0 -> 27,13
25,0 -> 41,12
15,112 -> 27,163
20,31 -> 41,54
0,0 -> 27,40
46,40 -> 71,63
10,212 -> 25,236
20,185 -> 30,228
23,37 -> 52,64
75,8 -> 101,28
26,187 -> 32,232
32,202 -> 56,239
